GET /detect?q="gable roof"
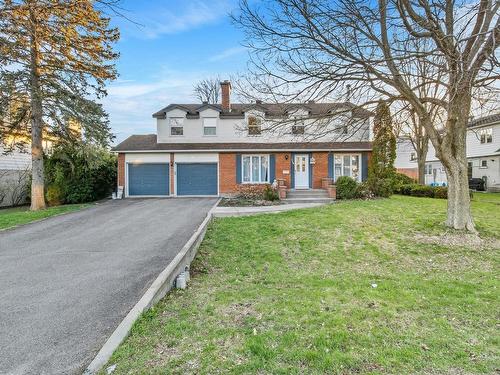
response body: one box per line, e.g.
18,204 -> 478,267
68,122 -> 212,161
152,102 -> 373,120
468,113 -> 500,128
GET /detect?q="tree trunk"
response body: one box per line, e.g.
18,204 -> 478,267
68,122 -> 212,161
444,161 -> 475,231
29,4 -> 46,211
417,155 -> 426,184
438,90 -> 475,231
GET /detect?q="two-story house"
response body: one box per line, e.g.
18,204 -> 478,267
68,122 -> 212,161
395,113 -> 500,191
113,81 -> 373,197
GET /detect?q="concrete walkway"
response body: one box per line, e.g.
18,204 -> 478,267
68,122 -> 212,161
212,202 -> 330,217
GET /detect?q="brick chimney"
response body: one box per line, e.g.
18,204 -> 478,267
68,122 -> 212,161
220,80 -> 232,112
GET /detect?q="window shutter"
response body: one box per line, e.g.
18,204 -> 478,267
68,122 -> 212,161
269,154 -> 276,183
236,154 -> 242,184
362,152 -> 369,181
328,153 -> 334,179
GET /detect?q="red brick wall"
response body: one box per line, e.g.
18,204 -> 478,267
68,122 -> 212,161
117,153 -> 125,187
221,81 -> 231,112
275,152 -> 291,187
312,152 -> 329,189
219,153 -> 237,193
397,167 -> 418,180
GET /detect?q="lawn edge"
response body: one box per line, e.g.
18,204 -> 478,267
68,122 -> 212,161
0,202 -> 96,232
83,198 -> 221,375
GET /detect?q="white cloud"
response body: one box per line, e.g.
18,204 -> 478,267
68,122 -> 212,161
121,0 -> 233,39
208,46 -> 247,62
101,68 -> 210,143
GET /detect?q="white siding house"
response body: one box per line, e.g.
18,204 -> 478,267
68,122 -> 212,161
0,145 -> 31,207
423,114 -> 500,191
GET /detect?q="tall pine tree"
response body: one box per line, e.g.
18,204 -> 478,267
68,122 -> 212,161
0,0 -> 119,210
368,101 -> 396,196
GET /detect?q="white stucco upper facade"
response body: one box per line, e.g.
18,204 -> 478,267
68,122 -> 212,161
156,107 -> 371,144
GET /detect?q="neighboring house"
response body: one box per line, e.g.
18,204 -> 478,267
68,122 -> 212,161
395,113 -> 500,191
394,138 -> 419,180
0,144 -> 31,207
113,80 -> 373,197
0,131 -> 56,207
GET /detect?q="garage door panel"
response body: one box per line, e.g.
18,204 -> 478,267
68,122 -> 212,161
177,163 -> 218,196
129,164 -> 169,196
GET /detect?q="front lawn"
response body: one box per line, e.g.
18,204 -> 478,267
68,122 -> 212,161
104,194 -> 499,374
0,203 -> 90,230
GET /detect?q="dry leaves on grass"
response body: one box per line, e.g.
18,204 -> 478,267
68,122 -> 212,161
414,232 -> 500,250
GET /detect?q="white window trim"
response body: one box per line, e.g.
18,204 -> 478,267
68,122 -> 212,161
425,164 -> 433,175
169,117 -> 184,137
480,159 -> 488,168
333,153 -> 362,182
241,154 -> 270,184
202,117 -> 217,137
247,115 -> 263,137
479,128 -> 493,144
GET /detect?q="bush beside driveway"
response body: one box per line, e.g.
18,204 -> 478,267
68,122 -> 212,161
102,194 -> 499,374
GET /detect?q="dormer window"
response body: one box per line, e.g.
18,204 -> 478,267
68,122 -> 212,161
480,128 -> 492,143
292,117 -> 305,135
248,115 -> 262,135
203,117 -> 217,136
170,118 -> 184,136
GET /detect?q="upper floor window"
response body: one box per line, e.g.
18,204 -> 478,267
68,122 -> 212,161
480,159 -> 488,168
480,128 -> 492,143
203,117 -> 217,136
169,118 -> 184,136
292,118 -> 305,135
410,152 -> 417,161
248,115 -> 262,135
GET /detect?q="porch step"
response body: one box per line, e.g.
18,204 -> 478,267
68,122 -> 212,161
287,189 -> 329,198
282,197 -> 335,204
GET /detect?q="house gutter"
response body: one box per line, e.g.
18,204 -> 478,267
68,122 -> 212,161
112,148 -> 373,153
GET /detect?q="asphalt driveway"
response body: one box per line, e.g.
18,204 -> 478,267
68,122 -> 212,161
0,198 -> 217,375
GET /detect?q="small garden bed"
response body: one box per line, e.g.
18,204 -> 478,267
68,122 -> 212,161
219,184 -> 281,207
218,197 -> 283,207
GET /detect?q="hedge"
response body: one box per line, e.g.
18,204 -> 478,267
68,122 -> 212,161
396,184 -> 448,199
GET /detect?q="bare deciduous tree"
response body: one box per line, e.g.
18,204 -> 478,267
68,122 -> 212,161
234,0 -> 500,231
193,76 -> 221,104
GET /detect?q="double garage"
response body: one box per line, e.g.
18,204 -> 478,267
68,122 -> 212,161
125,153 -> 218,197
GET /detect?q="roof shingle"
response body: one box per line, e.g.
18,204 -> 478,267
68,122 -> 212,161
152,102 -> 373,119
112,135 -> 372,152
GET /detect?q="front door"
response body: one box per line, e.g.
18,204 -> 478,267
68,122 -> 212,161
294,154 -> 309,189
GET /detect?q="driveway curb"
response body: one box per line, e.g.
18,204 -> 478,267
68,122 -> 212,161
84,198 -> 220,375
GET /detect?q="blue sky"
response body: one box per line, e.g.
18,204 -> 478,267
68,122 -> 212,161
103,0 -> 247,143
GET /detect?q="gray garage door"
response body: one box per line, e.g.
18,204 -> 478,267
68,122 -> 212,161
128,163 -> 169,196
177,163 -> 218,196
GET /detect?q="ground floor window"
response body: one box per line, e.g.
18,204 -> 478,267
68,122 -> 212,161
334,154 -> 361,182
242,155 -> 269,183
425,164 -> 433,175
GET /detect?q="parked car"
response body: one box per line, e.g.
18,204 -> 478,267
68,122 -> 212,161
469,178 -> 485,191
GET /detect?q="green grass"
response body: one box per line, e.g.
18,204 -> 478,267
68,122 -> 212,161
0,203 -> 90,230
103,194 -> 500,374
